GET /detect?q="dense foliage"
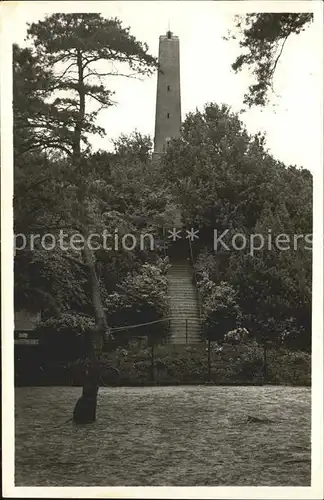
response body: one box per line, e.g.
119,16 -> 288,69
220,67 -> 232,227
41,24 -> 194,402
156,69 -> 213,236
198,277 -> 241,341
227,13 -> 313,106
14,12 -> 312,393
162,103 -> 312,350
13,14 -> 174,418
15,341 -> 311,387
106,260 -> 170,327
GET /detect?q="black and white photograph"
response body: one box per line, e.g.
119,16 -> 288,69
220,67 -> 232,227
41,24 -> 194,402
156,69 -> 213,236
1,0 -> 323,497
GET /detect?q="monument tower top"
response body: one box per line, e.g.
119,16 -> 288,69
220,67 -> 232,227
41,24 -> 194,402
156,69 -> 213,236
153,31 -> 181,154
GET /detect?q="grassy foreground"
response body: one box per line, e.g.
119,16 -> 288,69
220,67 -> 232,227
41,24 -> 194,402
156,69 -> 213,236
15,385 -> 311,486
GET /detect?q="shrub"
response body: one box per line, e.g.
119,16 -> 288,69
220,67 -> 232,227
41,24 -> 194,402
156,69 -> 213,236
224,327 -> 250,344
278,317 -> 311,352
105,262 -> 170,336
16,335 -> 311,387
37,312 -> 95,333
35,312 -> 95,361
266,347 -> 311,385
198,276 -> 241,341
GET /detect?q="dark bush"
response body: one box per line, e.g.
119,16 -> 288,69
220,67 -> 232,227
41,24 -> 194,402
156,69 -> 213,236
15,338 -> 311,387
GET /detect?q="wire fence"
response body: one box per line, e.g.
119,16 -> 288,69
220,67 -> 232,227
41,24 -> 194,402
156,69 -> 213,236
14,332 -> 311,386
100,333 -> 311,386
134,338 -> 271,384
14,293 -> 311,387
106,316 -> 203,346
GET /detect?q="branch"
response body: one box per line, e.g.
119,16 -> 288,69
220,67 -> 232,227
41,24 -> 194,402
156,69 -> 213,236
24,121 -> 62,131
64,255 -> 87,268
269,33 -> 290,89
82,56 -> 100,70
84,70 -> 144,80
15,141 -> 72,157
22,177 -> 51,193
87,93 -> 114,106
56,61 -> 78,81
48,50 -> 76,65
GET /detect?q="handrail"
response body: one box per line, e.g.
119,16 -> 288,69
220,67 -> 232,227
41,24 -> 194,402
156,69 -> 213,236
187,237 -> 203,328
110,315 -> 201,333
109,315 -> 202,344
110,317 -> 172,332
109,238 -> 204,339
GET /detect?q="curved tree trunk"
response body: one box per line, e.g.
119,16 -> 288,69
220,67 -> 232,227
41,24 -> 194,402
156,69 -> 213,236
73,242 -> 109,424
71,49 -> 110,424
73,350 -> 100,424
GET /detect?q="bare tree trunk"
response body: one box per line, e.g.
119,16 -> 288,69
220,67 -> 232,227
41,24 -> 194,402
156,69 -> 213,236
73,348 -> 100,424
73,243 -> 109,424
83,243 -> 108,337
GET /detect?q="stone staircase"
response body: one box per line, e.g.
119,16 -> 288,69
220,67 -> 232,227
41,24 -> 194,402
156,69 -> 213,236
167,260 -> 201,344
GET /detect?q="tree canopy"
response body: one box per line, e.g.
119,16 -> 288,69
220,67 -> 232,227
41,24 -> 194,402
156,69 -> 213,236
228,13 -> 313,106
14,14 -> 161,343
162,103 -> 312,349
14,14 -> 313,363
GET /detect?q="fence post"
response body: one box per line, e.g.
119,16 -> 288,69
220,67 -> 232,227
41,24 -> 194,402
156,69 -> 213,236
207,338 -> 211,382
263,338 -> 267,384
151,342 -> 155,383
185,319 -> 188,344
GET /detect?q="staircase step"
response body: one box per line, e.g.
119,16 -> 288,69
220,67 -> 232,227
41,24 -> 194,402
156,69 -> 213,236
167,257 -> 201,344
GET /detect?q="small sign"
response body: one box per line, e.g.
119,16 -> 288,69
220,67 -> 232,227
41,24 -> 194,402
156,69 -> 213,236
18,333 -> 28,339
15,339 -> 39,345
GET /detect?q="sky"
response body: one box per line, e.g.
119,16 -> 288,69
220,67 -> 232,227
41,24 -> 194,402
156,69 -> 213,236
6,0 -> 322,173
